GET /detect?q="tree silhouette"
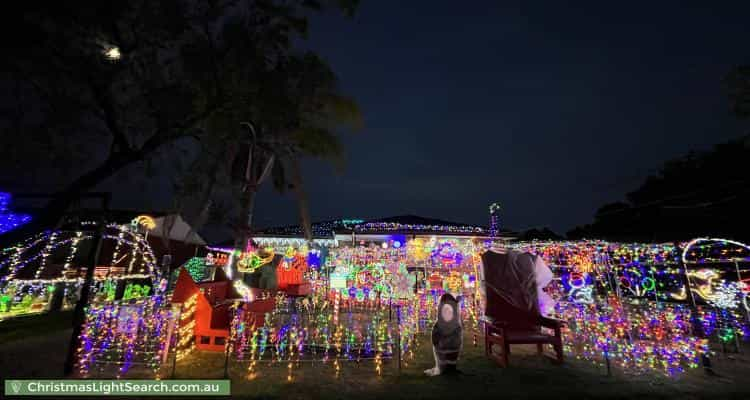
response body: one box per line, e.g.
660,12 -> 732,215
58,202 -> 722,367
0,0 -> 358,246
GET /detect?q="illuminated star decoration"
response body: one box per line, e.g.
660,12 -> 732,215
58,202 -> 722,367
0,192 -> 32,235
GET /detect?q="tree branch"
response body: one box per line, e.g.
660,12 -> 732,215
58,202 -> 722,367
87,77 -> 132,154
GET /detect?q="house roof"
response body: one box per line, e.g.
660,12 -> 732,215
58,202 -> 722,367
16,208 -> 205,245
257,218 -> 364,238
350,215 -> 488,235
251,214 -> 514,239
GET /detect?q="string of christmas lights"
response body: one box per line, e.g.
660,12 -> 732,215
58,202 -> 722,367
76,296 -> 173,378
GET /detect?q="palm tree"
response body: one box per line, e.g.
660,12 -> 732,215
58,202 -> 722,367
176,52 -> 360,269
232,52 -> 361,251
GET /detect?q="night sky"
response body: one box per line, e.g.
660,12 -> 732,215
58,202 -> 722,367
108,1 -> 749,237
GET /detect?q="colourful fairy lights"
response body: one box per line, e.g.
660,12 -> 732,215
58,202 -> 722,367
229,294 -> 416,379
76,296 -> 173,378
62,235 -> 749,381
1,224 -> 161,320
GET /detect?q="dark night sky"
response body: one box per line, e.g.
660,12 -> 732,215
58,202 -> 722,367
108,1 -> 749,237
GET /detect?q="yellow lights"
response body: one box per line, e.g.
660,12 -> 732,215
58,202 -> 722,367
132,215 -> 156,231
176,293 -> 197,361
375,353 -> 382,376
406,238 -> 428,261
237,249 -> 274,273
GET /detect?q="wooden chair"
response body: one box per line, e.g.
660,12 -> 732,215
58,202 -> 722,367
484,295 -> 565,367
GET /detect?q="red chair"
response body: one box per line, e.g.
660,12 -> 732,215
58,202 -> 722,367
484,294 -> 565,367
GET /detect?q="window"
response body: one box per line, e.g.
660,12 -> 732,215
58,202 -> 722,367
214,336 -> 226,345
200,336 -> 211,344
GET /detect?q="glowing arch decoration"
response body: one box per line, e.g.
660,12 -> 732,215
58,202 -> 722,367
0,224 -> 161,288
681,238 -> 750,265
679,238 -> 750,309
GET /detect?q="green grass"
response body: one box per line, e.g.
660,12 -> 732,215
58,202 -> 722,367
0,310 -> 73,344
167,333 -> 750,400
2,325 -> 749,399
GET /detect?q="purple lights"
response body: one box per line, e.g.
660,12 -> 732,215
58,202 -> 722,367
0,192 -> 31,235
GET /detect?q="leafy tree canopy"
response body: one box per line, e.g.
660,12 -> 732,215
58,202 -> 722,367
0,0 -> 359,244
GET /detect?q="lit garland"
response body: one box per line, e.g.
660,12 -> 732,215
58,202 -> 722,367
682,238 -> 750,264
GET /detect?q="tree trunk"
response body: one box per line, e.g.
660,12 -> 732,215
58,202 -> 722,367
183,188 -> 215,243
288,157 -> 313,242
229,152 -> 273,278
231,187 -> 257,277
182,163 -> 220,243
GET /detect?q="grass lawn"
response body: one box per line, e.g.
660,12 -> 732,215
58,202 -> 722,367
169,332 -> 750,400
0,310 -> 72,344
2,319 -> 749,399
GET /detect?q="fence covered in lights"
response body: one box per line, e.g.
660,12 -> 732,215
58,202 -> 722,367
516,238 -> 750,375
68,236 -> 750,379
76,295 -> 174,378
229,294 -> 413,381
